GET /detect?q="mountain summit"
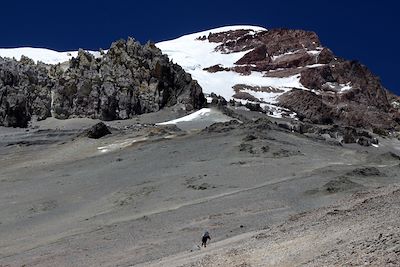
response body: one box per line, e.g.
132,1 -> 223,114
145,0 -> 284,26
157,25 -> 399,130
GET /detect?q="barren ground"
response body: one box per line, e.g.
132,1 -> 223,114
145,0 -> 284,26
1,108 -> 400,266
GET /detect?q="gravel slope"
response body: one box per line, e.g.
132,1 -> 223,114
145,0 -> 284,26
1,109 -> 400,266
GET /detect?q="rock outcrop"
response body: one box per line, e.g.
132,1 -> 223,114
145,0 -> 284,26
0,56 -> 53,127
52,38 -> 205,120
0,38 -> 205,127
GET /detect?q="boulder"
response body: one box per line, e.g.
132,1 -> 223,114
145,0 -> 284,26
357,137 -> 371,147
84,122 -> 112,139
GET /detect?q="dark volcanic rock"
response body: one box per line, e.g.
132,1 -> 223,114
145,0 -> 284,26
53,39 -> 205,120
83,122 -> 112,139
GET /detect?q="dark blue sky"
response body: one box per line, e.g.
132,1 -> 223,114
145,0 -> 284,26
1,1 -> 399,94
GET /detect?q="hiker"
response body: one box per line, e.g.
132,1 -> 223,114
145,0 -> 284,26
201,231 -> 211,247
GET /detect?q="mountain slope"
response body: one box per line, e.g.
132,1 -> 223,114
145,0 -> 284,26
156,26 -> 308,117
156,25 -> 400,129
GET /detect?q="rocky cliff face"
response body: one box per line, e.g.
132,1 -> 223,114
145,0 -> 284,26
0,38 -> 205,127
281,59 -> 395,129
0,56 -> 53,127
52,38 -> 204,120
203,28 -> 398,129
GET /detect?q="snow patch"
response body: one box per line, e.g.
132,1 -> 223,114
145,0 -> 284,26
50,90 -> 55,117
271,50 -> 298,61
324,82 -> 352,92
307,50 -> 322,56
156,25 -> 311,107
305,64 -> 326,69
271,49 -> 321,61
157,108 -> 212,125
97,137 -> 148,153
0,47 -> 101,64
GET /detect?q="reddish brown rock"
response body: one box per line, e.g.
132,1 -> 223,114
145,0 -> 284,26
278,89 -> 334,124
235,45 -> 269,65
300,66 -> 336,90
212,29 -> 321,56
270,50 -> 317,70
203,64 -> 230,73
278,89 -> 397,129
317,48 -> 335,64
208,29 -> 254,44
299,61 -> 390,110
202,27 -> 399,130
231,65 -> 253,75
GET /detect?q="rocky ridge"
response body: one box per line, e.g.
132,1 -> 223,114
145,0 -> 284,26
0,38 -> 205,127
1,26 -> 399,131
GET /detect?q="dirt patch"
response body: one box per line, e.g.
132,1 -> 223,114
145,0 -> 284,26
28,200 -> 58,214
202,120 -> 240,134
323,176 -> 363,193
347,167 -> 383,177
271,149 -> 301,158
242,134 -> 257,142
112,186 -> 157,207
